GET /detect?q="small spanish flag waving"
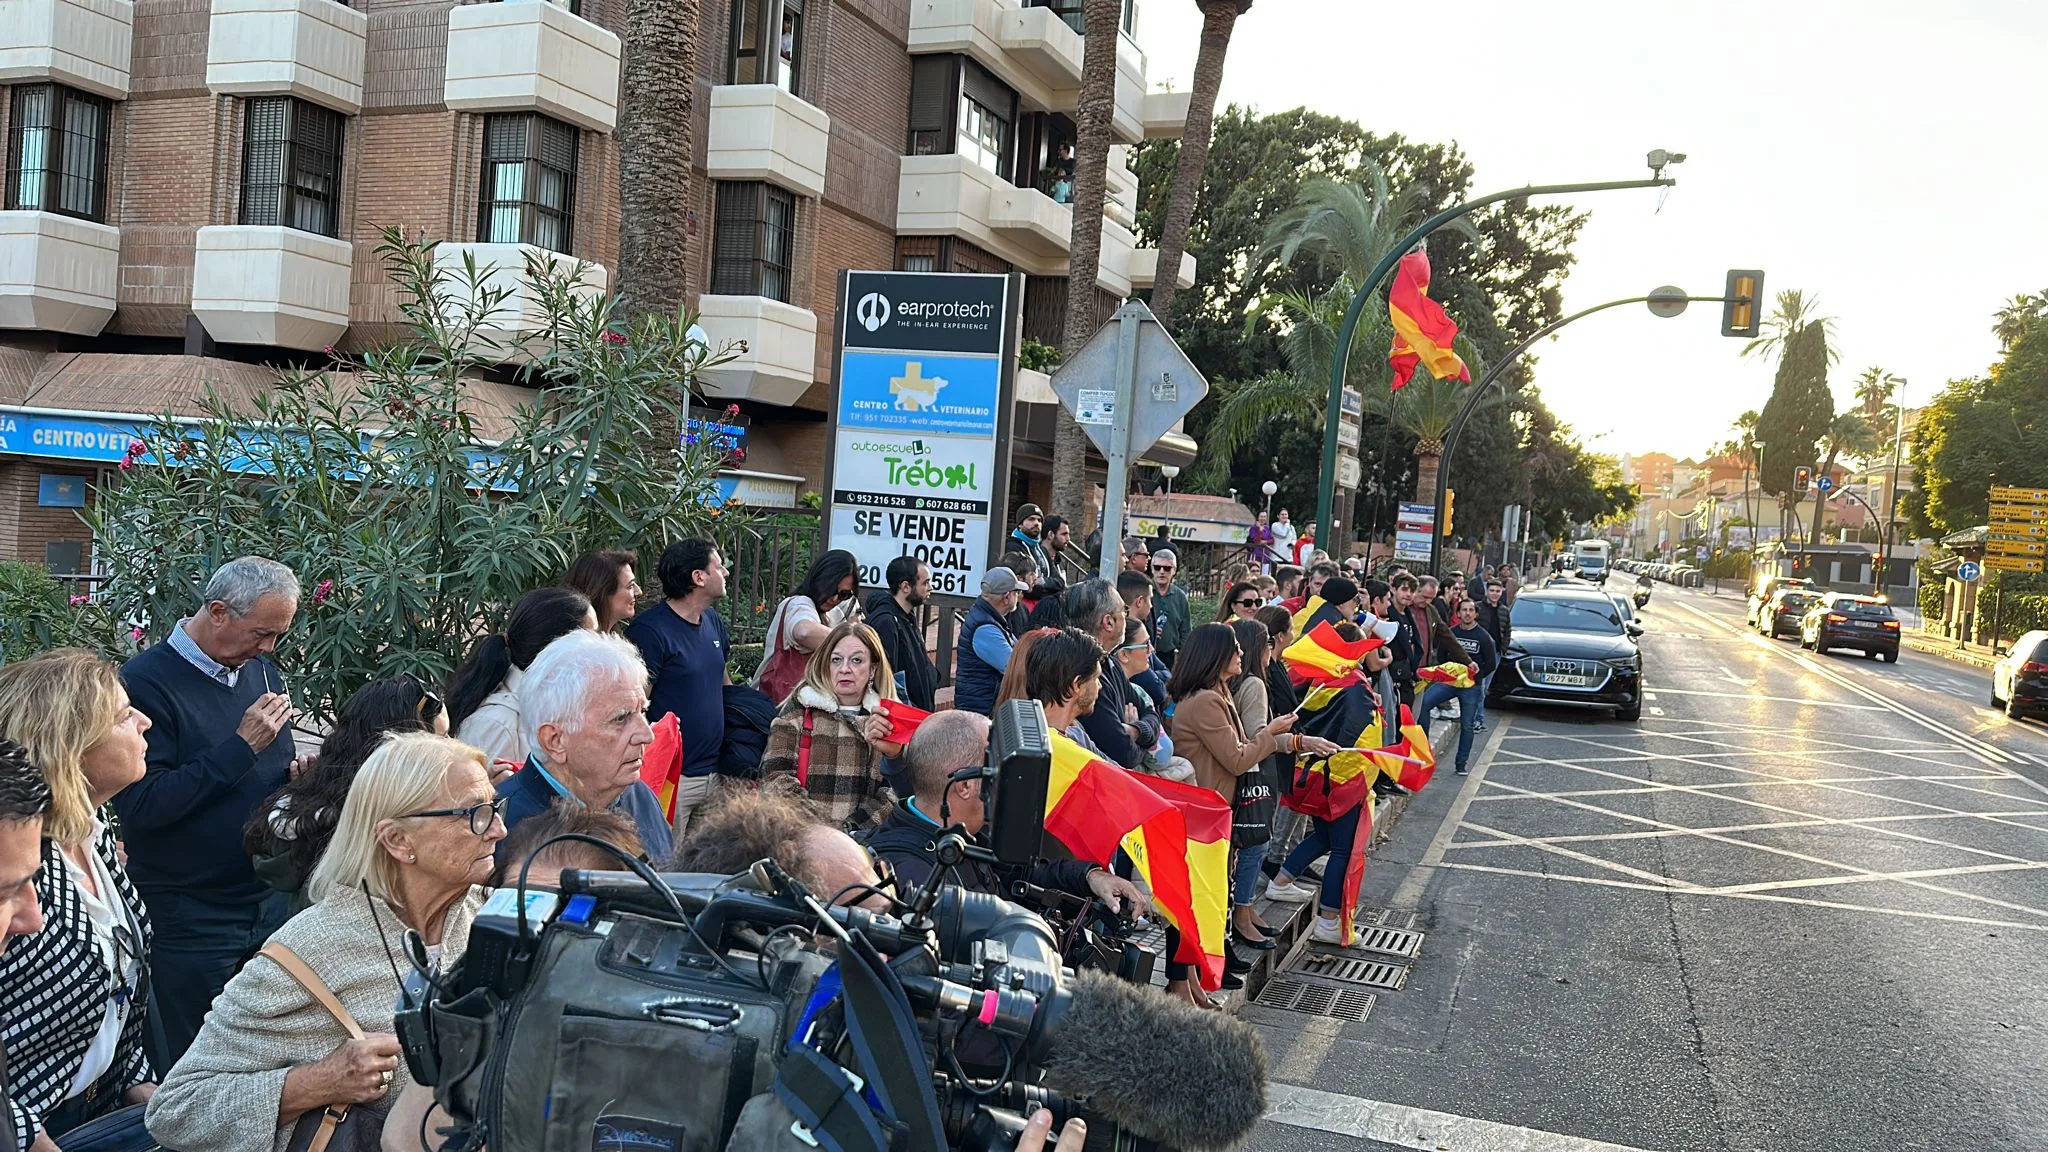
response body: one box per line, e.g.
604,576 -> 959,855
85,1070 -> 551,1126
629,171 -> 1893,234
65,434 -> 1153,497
1388,248 -> 1471,390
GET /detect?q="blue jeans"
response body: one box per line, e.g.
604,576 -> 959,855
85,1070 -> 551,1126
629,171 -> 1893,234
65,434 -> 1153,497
1474,672 -> 1494,724
1232,842 -> 1268,908
1418,681 -> 1483,770
1280,805 -> 1363,913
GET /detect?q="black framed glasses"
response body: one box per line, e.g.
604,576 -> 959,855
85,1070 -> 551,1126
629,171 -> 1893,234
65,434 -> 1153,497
405,795 -> 508,835
1233,597 -> 1261,608
1152,564 -> 1175,572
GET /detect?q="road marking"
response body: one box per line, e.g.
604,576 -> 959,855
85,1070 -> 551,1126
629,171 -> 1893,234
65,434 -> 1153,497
1272,1017 -> 1345,1084
1704,860 -> 2048,896
1621,686 -> 1885,710
1265,1082 -> 1658,1152
1435,862 -> 2048,933
1459,817 -> 1709,889
1449,809 -> 2048,848
1389,718 -> 1513,910
1647,706 -> 1665,715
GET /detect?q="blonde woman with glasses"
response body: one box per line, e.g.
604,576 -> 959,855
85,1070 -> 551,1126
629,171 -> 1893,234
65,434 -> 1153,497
760,620 -> 902,833
0,649 -> 159,1151
148,733 -> 503,1152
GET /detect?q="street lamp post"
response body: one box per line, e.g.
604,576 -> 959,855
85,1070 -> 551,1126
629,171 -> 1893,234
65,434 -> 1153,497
1314,160 -> 1684,541
1881,380 -> 1907,596
1160,464 -> 1179,547
1424,287 -> 1729,574
1261,479 -> 1277,515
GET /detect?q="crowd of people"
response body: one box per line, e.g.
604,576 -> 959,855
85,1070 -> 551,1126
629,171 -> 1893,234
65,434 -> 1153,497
0,497 -> 1533,1152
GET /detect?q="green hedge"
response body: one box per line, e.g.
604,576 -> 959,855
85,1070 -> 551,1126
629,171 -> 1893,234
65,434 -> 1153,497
0,562 -> 137,666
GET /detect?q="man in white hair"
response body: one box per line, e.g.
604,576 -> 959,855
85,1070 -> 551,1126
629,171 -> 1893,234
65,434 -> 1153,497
496,630 -> 674,865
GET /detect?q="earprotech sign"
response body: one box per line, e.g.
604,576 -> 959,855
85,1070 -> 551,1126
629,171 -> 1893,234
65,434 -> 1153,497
829,271 -> 1014,598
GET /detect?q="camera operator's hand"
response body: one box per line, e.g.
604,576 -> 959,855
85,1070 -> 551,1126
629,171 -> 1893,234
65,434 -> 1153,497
1019,1107 -> 1087,1152
1085,868 -> 1151,918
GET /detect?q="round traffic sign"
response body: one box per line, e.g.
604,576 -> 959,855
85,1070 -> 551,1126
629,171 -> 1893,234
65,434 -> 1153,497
1958,560 -> 1982,583
1814,475 -> 1835,493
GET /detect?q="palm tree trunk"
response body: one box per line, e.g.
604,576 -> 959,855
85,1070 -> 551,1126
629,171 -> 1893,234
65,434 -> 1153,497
1051,0 -> 1121,522
1413,447 -> 1440,507
1144,0 -> 1246,325
616,0 -> 697,452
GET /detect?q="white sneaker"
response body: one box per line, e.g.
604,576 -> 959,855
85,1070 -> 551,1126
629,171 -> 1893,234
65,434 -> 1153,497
1309,917 -> 1344,944
1444,700 -> 1462,718
1265,878 -> 1318,903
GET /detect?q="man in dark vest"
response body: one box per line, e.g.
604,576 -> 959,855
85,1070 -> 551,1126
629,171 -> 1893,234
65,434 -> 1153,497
953,567 -> 1021,717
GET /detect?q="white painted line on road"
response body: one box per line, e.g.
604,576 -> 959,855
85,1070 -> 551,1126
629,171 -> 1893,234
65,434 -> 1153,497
1448,809 -> 2048,848
1266,1082 -> 1658,1152
1704,860 -> 2048,896
1460,818 -> 1710,889
1624,686 -> 1885,710
1435,862 -> 2048,933
1647,706 -> 1665,715
1389,717 -> 1514,910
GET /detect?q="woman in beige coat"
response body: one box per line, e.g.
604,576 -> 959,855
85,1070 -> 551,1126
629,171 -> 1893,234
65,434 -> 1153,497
147,734 -> 503,1152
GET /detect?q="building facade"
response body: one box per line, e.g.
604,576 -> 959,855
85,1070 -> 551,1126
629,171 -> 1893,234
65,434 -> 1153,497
0,0 -> 1193,571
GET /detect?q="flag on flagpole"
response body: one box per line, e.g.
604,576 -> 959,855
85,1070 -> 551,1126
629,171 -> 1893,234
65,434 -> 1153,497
1042,729 -> 1233,991
1388,248 -> 1471,390
1281,621 -> 1382,689
640,712 -> 684,821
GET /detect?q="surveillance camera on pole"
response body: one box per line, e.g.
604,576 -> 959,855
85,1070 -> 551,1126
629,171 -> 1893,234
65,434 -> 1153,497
1646,149 -> 1687,177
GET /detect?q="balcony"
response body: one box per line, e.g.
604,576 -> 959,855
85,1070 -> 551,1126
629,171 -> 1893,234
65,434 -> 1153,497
1124,246 -> 1193,292
693,295 -> 818,407
432,243 -> 609,361
1141,90 -> 1189,139
907,0 -> 1080,111
898,153 -> 1076,276
444,0 -> 622,134
189,225 -> 350,349
1103,143 -> 1137,230
205,0 -> 368,113
706,84 -> 830,199
0,0 -> 133,97
0,211 -> 119,335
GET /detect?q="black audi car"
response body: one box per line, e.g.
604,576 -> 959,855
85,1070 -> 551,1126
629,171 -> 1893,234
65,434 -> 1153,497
1492,587 -> 1645,722
1798,592 -> 1900,661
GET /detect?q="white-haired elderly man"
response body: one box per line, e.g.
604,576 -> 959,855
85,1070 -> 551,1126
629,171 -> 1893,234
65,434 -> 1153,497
496,630 -> 675,866
116,554 -> 301,1069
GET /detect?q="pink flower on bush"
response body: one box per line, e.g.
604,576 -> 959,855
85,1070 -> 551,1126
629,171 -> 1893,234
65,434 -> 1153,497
117,458 -> 134,472
724,403 -> 740,416
69,594 -> 88,606
602,330 -> 627,345
313,579 -> 334,606
126,440 -> 145,457
129,626 -> 145,643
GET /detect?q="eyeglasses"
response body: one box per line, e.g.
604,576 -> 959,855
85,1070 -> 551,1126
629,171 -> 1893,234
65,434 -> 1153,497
1233,597 -> 1261,608
405,795 -> 508,836
1151,564 -> 1175,572
1117,640 -> 1153,653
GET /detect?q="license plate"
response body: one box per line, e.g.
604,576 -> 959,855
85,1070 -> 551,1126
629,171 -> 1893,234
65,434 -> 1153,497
1545,673 -> 1594,686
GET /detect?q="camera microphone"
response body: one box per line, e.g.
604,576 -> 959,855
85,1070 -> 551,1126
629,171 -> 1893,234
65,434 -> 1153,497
1038,969 -> 1268,1150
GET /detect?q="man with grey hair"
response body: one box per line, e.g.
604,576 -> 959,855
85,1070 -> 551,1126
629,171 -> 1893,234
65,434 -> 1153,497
496,629 -> 674,865
1148,547 -> 1191,669
116,555 -> 301,1067
1065,578 -> 1147,770
864,710 -> 1147,914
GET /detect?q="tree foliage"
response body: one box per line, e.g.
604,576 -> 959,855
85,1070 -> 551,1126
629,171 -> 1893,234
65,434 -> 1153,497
1753,321 -> 1834,496
86,232 -> 744,724
1910,314 -> 2048,538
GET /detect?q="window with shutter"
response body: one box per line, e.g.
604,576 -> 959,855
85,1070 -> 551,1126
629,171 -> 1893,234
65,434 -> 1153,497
477,113 -> 579,253
908,56 -> 955,156
6,84 -> 111,222
711,180 -> 796,302
240,98 -> 346,237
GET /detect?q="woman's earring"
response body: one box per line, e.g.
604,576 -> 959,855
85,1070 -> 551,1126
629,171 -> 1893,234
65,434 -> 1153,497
408,853 -> 418,863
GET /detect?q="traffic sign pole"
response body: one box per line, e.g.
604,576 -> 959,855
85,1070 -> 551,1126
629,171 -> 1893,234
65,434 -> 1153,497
1098,304 -> 1142,581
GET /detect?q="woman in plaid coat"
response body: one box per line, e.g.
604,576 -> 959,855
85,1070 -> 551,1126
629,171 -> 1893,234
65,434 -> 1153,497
760,621 -> 904,833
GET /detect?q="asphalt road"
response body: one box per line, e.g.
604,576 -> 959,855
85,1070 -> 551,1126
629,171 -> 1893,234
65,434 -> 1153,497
1245,576 -> 2048,1152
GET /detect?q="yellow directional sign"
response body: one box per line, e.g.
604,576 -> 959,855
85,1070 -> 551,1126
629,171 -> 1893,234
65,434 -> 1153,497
1990,485 -> 2048,505
1985,555 -> 2046,574
1987,537 -> 2048,557
1991,521 -> 2048,539
1989,504 -> 2048,523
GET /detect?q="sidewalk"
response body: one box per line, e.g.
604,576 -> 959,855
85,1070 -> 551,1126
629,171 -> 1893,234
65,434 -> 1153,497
1903,628 -> 2000,670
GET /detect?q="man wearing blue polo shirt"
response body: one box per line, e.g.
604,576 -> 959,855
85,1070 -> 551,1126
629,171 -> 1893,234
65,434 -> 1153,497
626,538 -> 731,838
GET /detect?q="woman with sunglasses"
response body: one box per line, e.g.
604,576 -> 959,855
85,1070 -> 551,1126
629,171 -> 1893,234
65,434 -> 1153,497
755,550 -> 863,704
149,733 -> 503,1152
0,650 -> 159,1151
244,676 -> 450,913
1216,581 -> 1263,623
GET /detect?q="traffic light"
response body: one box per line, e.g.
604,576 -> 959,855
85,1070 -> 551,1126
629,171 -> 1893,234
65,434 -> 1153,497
1793,465 -> 1813,494
1722,269 -> 1764,338
1442,488 -> 1455,536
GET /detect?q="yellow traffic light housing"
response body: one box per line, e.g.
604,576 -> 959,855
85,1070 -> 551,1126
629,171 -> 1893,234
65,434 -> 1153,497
1443,488 -> 1455,536
1722,269 -> 1764,338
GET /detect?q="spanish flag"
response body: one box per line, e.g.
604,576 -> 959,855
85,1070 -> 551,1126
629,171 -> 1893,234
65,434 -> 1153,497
876,698 -> 931,746
1388,248 -> 1471,390
1416,662 -> 1478,689
1282,621 -> 1380,690
640,712 -> 684,821
1043,730 -> 1233,991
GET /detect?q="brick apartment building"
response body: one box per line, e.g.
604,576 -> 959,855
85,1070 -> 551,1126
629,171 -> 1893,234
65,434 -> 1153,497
0,0 -> 1195,572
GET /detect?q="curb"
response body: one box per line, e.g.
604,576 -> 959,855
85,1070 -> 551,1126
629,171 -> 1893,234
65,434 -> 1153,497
1903,632 -> 2000,670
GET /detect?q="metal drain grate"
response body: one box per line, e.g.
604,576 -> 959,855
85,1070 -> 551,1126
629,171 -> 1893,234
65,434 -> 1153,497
1293,951 -> 1409,991
1346,925 -> 1423,959
1254,976 -> 1375,1021
1354,907 -> 1418,931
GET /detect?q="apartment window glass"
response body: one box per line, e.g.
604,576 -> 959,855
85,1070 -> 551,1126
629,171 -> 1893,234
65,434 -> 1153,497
479,113 -> 578,253
239,97 -> 346,237
955,61 -> 1014,177
6,84 -> 111,221
777,0 -> 805,95
711,180 -> 795,302
729,0 -> 763,84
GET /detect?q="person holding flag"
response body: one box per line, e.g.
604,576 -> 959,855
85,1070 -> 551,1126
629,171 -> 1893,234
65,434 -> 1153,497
1418,599 -> 1495,776
759,621 -> 903,832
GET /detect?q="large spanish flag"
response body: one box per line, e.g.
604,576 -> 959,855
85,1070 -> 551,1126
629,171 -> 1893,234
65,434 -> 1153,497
1282,621 -> 1377,689
1388,248 -> 1471,390
640,712 -> 684,821
1043,729 -> 1233,991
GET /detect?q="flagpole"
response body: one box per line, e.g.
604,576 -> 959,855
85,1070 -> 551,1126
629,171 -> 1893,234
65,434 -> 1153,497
1319,174 -> 1678,557
1425,293 -> 1732,574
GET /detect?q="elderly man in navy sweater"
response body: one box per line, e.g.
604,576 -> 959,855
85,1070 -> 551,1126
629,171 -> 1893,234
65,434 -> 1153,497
116,556 -> 299,1069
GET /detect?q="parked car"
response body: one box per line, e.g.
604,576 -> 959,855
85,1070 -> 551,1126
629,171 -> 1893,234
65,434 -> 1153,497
1799,593 -> 1901,661
1990,630 -> 2048,719
1495,587 -> 1644,722
1755,588 -> 1820,639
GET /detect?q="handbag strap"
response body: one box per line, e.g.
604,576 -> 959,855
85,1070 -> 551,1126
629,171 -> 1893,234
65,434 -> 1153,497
797,708 -> 816,787
260,943 -> 363,1152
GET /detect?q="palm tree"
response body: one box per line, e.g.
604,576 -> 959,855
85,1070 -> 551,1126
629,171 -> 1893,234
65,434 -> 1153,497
1852,366 -> 1899,421
1144,0 -> 1252,325
1257,166 -> 1442,288
1050,0 -> 1123,520
1742,289 -> 1839,366
615,0 -> 697,458
1808,409 -> 1880,545
1992,291 -> 2046,351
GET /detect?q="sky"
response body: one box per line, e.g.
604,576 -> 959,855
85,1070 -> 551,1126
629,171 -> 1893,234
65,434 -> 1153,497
1133,0 -> 2048,462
